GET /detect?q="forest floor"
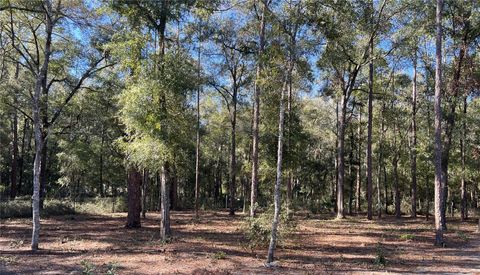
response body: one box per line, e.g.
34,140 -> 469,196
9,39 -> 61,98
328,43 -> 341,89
1,210 -> 479,274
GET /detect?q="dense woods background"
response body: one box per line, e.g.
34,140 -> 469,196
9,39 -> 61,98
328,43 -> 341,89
1,0 -> 480,267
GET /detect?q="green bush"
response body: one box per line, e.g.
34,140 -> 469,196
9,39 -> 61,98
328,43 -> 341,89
74,197 -> 127,214
242,205 -> 296,249
0,197 -> 127,219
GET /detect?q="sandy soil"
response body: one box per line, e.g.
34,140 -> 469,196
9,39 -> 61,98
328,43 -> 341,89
1,210 -> 479,274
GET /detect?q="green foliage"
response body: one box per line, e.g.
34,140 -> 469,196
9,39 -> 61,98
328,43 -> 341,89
243,205 -> 296,249
80,259 -> 96,275
373,242 -> 386,267
212,251 -> 227,260
105,261 -> 119,275
399,234 -> 415,241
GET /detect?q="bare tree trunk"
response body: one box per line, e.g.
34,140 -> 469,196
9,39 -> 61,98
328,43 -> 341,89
266,75 -> 288,265
366,41 -> 374,220
461,96 -> 467,221
195,36 -> 201,219
250,0 -> 268,217
31,0 -> 54,250
142,169 -> 148,219
434,0 -> 445,246
10,108 -> 19,200
229,87 -> 237,216
336,93 -> 347,219
160,163 -> 171,240
356,109 -> 362,213
410,53 -> 418,218
126,168 -> 142,228
348,130 -> 354,215
18,119 -> 29,196
9,61 -> 20,200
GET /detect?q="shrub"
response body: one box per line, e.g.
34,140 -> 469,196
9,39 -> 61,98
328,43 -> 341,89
80,259 -> 95,275
243,205 -> 296,249
373,242 -> 386,267
399,234 -> 415,241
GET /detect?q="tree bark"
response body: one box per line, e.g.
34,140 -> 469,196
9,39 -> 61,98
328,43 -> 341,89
410,52 -> 418,218
366,41 -> 374,220
229,86 -> 237,216
31,0 -> 54,250
266,73 -> 289,265
195,35 -> 201,219
250,0 -> 268,217
336,92 -> 347,219
460,96 -> 467,221
142,169 -> 148,219
18,119 -> 29,196
126,168 -> 142,228
160,163 -> 171,240
356,109 -> 362,213
434,0 -> 445,246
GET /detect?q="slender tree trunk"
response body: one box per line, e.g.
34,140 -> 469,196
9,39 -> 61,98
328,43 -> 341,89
434,0 -> 445,246
460,96 -> 467,221
411,53 -> 418,218
250,0 -> 267,217
366,42 -> 374,220
170,165 -> 178,210
394,155 -> 400,218
229,87 -> 238,216
348,130 -> 354,215
31,1 -> 53,250
336,93 -> 347,219
18,119 -> 29,196
142,169 -> 148,219
266,74 -> 288,265
195,36 -> 201,219
356,109 -> 362,213
9,62 -> 20,200
10,109 -> 19,200
126,168 -> 142,228
160,163 -> 171,240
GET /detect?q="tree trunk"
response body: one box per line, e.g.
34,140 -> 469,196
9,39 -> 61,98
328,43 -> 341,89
195,37 -> 201,219
18,119 -> 29,196
126,168 -> 142,228
10,110 -> 19,200
229,86 -> 237,216
250,0 -> 267,217
460,96 -> 467,221
142,169 -> 148,219
31,1 -> 54,250
170,165 -> 178,210
410,53 -> 418,218
348,130 -> 354,215
366,42 -> 374,220
434,0 -> 445,246
160,163 -> 171,240
356,109 -> 362,213
336,93 -> 347,219
266,74 -> 288,265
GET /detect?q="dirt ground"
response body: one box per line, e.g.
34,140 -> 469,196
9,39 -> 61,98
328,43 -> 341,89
1,210 -> 479,274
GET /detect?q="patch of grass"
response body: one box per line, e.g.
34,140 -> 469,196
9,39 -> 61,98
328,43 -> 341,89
399,233 -> 415,241
105,261 -> 119,275
373,242 -> 386,267
80,259 -> 95,275
212,251 -> 227,260
0,256 -> 17,265
457,231 -> 469,242
8,239 -> 24,248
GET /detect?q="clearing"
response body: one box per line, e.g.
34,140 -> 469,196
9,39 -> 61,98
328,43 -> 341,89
1,211 -> 479,274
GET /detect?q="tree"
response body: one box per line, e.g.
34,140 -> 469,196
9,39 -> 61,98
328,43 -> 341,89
250,0 -> 269,218
434,0 -> 445,246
